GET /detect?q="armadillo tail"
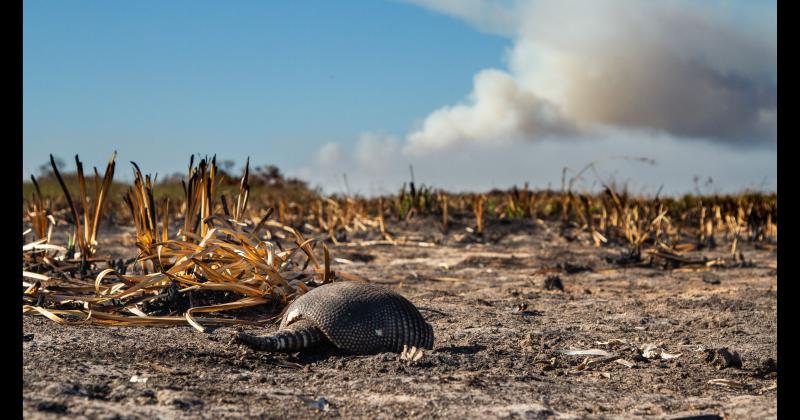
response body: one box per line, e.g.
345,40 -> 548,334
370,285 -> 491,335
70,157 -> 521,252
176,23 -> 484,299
236,324 -> 325,352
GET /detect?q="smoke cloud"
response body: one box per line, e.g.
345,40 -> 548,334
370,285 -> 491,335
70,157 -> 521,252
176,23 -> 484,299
294,127 -> 776,196
405,69 -> 576,155
294,1 -> 776,195
404,0 -> 776,152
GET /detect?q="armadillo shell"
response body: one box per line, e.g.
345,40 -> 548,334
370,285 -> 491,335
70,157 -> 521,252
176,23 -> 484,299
280,281 -> 434,354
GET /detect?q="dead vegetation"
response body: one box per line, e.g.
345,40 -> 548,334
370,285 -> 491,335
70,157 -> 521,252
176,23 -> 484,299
22,154 -> 777,332
23,154 -> 362,331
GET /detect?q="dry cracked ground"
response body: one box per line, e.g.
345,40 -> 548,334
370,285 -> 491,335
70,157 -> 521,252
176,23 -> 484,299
23,218 -> 777,419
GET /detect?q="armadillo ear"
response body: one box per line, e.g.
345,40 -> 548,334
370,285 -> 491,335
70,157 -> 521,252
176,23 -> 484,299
284,307 -> 302,325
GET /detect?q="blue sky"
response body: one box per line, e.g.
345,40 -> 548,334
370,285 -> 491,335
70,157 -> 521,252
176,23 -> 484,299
24,1 -> 508,175
24,1 -> 776,195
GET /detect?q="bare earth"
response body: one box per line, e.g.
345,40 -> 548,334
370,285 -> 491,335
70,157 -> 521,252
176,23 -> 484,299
23,218 -> 777,419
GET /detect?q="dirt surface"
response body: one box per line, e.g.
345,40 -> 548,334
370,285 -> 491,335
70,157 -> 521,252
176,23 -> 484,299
23,219 -> 778,419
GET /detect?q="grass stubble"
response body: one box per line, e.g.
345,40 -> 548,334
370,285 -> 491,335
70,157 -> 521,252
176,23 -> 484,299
22,153 -> 777,332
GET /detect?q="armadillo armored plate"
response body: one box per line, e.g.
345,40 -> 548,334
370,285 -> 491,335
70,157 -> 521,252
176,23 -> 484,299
281,282 -> 434,353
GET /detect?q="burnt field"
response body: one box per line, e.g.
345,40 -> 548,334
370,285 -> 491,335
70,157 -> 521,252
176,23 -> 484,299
23,220 -> 777,419
22,156 -> 777,418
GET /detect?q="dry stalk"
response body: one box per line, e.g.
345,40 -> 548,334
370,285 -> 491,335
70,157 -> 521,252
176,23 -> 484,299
49,152 -> 117,258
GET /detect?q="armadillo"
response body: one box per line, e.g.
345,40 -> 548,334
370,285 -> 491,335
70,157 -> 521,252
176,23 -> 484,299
234,281 -> 434,354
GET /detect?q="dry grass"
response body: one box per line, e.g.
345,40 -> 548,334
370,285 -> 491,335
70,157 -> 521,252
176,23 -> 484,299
25,175 -> 55,242
45,152 -> 117,259
23,155 -> 370,331
22,221 -> 349,332
22,154 -> 777,330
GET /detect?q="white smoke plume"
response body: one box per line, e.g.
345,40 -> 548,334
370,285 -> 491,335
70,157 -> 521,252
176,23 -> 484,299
294,0 -> 776,195
405,0 -> 776,152
405,69 -> 577,155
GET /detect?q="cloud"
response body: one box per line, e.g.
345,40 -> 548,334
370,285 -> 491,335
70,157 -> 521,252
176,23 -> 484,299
404,69 -> 577,155
355,132 -> 402,172
405,0 -> 777,150
404,0 -> 520,36
316,142 -> 343,167
293,1 -> 776,195
294,128 -> 776,196
301,133 -> 407,195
